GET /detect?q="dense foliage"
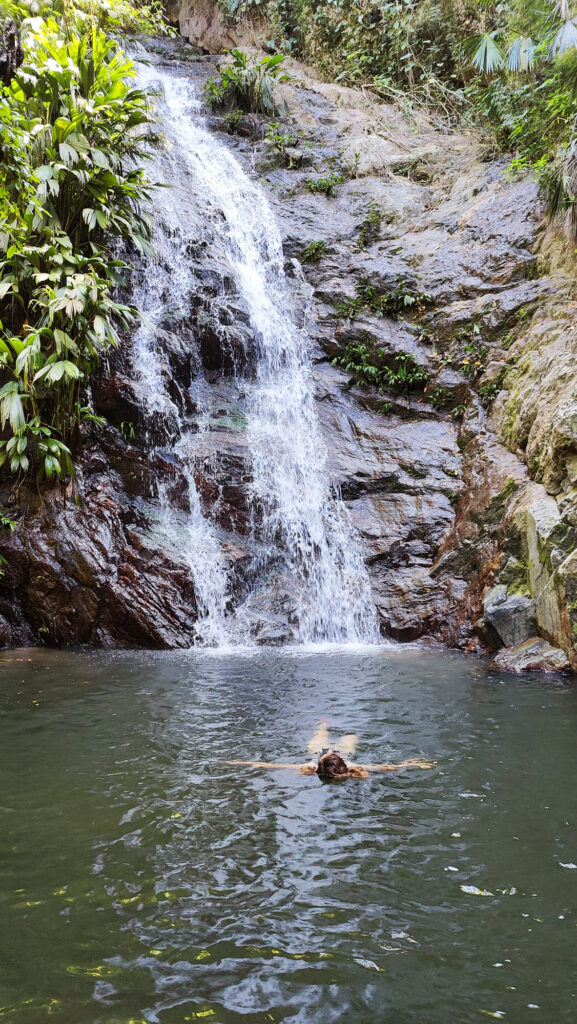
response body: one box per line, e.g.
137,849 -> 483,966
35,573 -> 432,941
0,0 -> 166,482
221,0 -> 577,225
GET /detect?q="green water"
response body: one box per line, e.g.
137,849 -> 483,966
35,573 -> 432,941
0,645 -> 576,1023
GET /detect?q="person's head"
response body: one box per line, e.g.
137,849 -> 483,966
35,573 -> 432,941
316,750 -> 348,779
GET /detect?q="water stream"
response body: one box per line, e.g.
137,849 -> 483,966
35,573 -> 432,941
131,61 -> 379,647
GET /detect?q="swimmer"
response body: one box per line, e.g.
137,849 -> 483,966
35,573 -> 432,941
227,720 -> 436,780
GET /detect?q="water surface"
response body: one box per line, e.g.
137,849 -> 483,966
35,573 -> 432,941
1,647 -> 576,1023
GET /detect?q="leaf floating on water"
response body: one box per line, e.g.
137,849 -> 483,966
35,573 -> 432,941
184,1011 -> 216,1020
460,885 -> 495,897
480,1012 -> 506,1019
194,950 -> 211,961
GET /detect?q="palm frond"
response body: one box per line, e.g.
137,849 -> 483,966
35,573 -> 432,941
464,33 -> 505,74
549,0 -> 572,21
507,36 -> 536,71
550,18 -> 577,56
543,135 -> 577,235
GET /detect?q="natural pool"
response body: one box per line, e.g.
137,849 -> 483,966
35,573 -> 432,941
0,646 -> 576,1023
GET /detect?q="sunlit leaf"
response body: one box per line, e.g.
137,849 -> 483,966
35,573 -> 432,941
550,18 -> 577,55
463,33 -> 505,73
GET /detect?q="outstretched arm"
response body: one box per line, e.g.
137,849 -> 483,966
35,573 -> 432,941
226,760 -> 301,769
361,759 -> 436,772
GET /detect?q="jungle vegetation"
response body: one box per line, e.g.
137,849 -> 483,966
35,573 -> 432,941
216,0 -> 577,228
0,0 -> 168,482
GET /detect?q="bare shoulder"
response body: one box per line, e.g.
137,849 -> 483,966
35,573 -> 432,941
346,764 -> 369,778
299,763 -> 317,775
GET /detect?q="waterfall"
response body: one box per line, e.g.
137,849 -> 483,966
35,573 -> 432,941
132,58 -> 380,645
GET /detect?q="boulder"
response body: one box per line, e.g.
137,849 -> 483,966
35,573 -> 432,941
482,583 -> 537,648
494,637 -> 570,674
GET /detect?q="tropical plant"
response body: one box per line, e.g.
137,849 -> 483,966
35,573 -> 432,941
265,118 -> 301,153
335,280 -> 434,321
306,173 -> 344,197
300,240 -> 328,263
333,340 -> 429,397
0,1 -> 160,482
4,0 -> 171,35
463,0 -> 577,73
459,0 -> 577,227
204,49 -> 291,116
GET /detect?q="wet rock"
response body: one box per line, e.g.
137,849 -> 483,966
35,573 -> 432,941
0,471 -> 199,649
255,624 -> 293,645
372,564 -> 466,642
494,637 -> 570,674
482,584 -> 537,648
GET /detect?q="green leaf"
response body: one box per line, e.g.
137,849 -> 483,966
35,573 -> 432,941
59,142 -> 79,166
0,384 -> 25,432
34,166 -> 54,182
34,359 -> 81,384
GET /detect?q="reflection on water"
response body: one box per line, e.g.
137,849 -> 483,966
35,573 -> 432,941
0,647 -> 576,1023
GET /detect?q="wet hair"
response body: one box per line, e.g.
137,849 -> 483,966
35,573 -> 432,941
316,751 -> 349,779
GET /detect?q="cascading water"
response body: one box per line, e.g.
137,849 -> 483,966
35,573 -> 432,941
128,77 -> 231,647
132,56 -> 380,645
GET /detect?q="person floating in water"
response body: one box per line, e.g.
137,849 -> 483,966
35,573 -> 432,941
227,720 -> 435,780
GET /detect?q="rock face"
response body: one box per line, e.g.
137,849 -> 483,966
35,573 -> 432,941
0,442 -> 199,649
178,0 -> 238,52
1,34 -> 576,663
